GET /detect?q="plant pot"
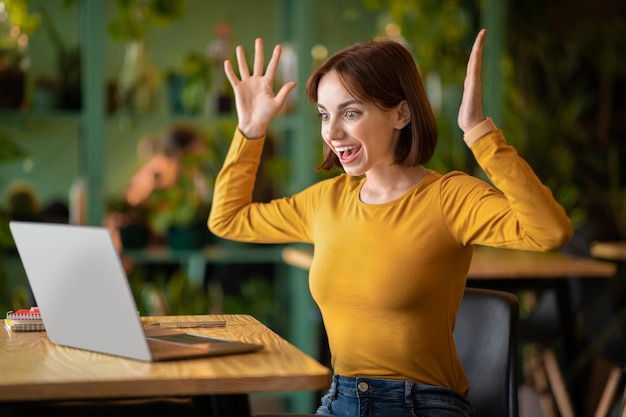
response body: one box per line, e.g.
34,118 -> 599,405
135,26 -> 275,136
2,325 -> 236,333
119,224 -> 150,249
0,67 -> 25,109
167,73 -> 186,114
33,84 -> 58,112
58,85 -> 81,110
166,225 -> 205,250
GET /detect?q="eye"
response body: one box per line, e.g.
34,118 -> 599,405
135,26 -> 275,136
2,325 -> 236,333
318,111 -> 329,122
345,110 -> 360,120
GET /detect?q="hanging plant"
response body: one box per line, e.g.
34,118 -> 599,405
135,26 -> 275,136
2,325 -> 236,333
108,0 -> 185,41
0,0 -> 42,109
108,0 -> 185,112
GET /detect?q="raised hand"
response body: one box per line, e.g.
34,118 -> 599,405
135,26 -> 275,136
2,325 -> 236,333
224,38 -> 297,139
458,29 -> 486,134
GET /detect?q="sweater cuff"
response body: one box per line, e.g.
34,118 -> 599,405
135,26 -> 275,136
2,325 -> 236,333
237,127 -> 266,141
463,117 -> 497,147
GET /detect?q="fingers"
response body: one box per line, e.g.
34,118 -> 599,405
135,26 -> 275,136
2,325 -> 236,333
224,59 -> 239,87
235,44 -> 250,78
253,38 -> 265,76
264,44 -> 282,80
472,28 -> 487,54
226,38 -> 277,81
458,29 -> 487,133
467,29 -> 486,75
275,81 -> 297,103
223,38 -> 291,94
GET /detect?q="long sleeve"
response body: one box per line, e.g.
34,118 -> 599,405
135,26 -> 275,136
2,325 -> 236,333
441,128 -> 573,250
207,128 -> 314,244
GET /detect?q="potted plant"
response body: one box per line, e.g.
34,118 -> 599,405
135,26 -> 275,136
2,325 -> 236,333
167,51 -> 211,115
130,123 -> 220,250
108,0 -> 185,112
120,119 -> 240,250
0,0 -> 41,109
35,5 -> 81,110
166,20 -> 235,116
105,195 -> 151,250
145,151 -> 213,250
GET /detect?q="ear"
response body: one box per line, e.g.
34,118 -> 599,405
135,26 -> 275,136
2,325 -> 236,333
394,100 -> 411,129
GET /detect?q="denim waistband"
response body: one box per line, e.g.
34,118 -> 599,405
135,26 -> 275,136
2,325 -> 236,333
328,374 -> 473,410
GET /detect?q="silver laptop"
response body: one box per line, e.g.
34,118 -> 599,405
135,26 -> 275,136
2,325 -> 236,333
9,221 -> 263,362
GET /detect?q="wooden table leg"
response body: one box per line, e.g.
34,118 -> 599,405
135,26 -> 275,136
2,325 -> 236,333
554,279 -> 585,417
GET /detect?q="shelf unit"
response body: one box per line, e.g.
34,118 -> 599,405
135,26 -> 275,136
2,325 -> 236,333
49,0 -> 322,413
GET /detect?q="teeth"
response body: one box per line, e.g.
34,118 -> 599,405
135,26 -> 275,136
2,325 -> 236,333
335,145 -> 358,152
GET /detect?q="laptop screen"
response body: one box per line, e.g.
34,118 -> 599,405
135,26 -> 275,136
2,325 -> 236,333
9,221 -> 153,361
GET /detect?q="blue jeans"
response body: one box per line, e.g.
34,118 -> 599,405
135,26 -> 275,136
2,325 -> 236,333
315,375 -> 475,417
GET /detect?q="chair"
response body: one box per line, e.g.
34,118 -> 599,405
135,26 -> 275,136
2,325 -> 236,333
253,287 -> 519,417
527,241 -> 626,417
455,288 -> 519,417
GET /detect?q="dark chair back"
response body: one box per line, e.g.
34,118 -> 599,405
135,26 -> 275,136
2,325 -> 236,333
253,287 -> 519,417
454,288 -> 519,417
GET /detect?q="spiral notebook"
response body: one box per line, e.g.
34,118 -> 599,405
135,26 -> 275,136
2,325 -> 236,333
8,221 -> 263,362
5,307 -> 45,331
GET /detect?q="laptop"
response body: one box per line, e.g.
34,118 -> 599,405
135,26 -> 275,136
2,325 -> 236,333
8,221 -> 263,362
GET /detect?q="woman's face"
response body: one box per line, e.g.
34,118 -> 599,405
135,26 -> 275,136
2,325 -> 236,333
316,70 -> 406,177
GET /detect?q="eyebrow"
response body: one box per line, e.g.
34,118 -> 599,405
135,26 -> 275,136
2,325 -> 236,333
317,99 -> 360,110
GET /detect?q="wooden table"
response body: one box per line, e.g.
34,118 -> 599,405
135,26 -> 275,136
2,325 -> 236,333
0,314 -> 331,416
590,241 -> 626,262
468,246 -> 617,279
283,245 -> 617,279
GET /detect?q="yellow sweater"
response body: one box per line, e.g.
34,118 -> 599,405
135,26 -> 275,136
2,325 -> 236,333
208,128 -> 572,395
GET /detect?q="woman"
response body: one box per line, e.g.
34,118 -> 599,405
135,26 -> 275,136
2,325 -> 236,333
209,29 -> 572,416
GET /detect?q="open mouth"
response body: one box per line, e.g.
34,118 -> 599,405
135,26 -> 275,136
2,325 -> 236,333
335,145 -> 362,164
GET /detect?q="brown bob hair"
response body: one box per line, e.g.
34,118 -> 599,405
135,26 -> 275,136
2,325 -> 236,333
305,39 -> 438,172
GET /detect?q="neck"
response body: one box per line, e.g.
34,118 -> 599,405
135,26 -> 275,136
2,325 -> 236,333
360,165 -> 427,204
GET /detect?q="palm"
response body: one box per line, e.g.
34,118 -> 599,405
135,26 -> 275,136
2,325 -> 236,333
232,74 -> 282,128
224,38 -> 296,138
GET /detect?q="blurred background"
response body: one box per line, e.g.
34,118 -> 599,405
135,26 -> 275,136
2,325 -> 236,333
0,0 -> 625,415
0,0 -> 624,246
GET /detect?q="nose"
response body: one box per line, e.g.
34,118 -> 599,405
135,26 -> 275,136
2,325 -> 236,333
323,117 -> 343,141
